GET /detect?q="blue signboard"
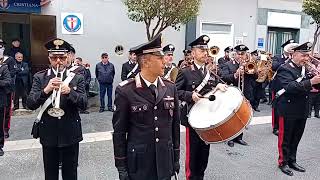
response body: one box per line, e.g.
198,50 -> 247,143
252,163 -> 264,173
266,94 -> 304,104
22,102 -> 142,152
0,0 -> 41,13
257,38 -> 264,48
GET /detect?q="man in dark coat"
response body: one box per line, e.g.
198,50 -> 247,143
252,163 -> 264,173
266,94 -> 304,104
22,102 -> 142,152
26,38 -> 87,180
14,52 -> 30,110
0,57 -> 12,156
274,42 -> 320,176
112,34 -> 180,180
175,35 -> 227,180
0,39 -> 18,139
121,50 -> 139,81
163,44 -> 178,82
95,52 -> 115,112
271,39 -> 297,136
220,44 -> 254,147
218,46 -> 232,69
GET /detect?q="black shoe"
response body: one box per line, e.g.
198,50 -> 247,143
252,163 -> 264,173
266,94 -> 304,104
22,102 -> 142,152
4,132 -> 9,139
253,107 -> 260,112
289,162 -> 306,172
80,110 -> 90,114
272,129 -> 279,136
235,139 -> 248,146
227,140 -> 234,147
99,109 -> 104,113
108,108 -> 114,112
0,148 -> 4,156
279,165 -> 294,176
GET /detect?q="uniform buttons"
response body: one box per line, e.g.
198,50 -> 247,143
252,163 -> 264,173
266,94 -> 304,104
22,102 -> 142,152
132,149 -> 135,152
139,108 -> 142,111
154,117 -> 158,121
154,106 -> 157,110
155,127 -> 159,131
288,100 -> 290,103
156,138 -> 159,142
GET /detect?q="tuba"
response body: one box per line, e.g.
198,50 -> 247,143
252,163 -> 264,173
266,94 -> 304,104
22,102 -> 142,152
47,65 -> 65,118
256,53 -> 273,82
242,53 -> 257,74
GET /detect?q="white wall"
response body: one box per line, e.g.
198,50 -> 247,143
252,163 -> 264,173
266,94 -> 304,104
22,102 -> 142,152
42,0 -> 186,85
196,0 -> 258,51
258,0 -> 302,11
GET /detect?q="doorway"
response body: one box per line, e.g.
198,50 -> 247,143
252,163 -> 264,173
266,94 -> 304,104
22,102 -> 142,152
0,13 -> 56,74
266,27 -> 299,56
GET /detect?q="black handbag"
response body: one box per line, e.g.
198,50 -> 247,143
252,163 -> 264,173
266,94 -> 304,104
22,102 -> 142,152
31,119 -> 40,139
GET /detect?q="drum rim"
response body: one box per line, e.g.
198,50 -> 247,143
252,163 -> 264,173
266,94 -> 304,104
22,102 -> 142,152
188,87 -> 245,130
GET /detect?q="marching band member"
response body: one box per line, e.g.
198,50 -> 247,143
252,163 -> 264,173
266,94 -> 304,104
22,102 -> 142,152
218,46 -> 232,69
176,35 -> 227,180
273,42 -> 320,176
121,50 -> 139,81
163,44 -> 178,82
112,34 -> 180,180
178,49 -> 192,69
27,38 -> 87,180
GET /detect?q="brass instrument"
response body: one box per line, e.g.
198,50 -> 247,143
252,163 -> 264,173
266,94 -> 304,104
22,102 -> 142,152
47,65 -> 65,118
256,54 -> 273,82
240,53 -> 257,75
169,66 -> 179,82
208,46 -> 220,57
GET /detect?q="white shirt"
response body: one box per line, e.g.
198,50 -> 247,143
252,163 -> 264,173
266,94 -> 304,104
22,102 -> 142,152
141,75 -> 158,88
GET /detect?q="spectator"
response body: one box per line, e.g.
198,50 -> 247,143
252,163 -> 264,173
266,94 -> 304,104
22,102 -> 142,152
75,57 -> 91,114
13,52 -> 29,110
95,53 -> 115,113
7,39 -> 23,58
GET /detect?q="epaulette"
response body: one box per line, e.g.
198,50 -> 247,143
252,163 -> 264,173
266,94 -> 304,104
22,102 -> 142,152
119,78 -> 134,87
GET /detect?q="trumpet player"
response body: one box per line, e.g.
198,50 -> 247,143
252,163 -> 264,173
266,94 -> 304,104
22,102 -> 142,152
273,42 -> 320,176
176,35 -> 227,180
163,44 -> 178,82
27,38 -> 87,180
220,44 -> 257,147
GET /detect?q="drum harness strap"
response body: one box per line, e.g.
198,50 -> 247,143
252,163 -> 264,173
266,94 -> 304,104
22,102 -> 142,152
164,65 -> 175,79
127,63 -> 139,78
275,65 -> 305,99
36,71 -> 76,121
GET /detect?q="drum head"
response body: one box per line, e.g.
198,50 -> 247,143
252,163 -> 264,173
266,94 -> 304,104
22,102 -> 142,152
188,86 -> 243,129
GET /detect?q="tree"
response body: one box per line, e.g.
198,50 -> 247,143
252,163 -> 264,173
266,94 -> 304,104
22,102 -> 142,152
303,0 -> 320,53
124,0 -> 201,40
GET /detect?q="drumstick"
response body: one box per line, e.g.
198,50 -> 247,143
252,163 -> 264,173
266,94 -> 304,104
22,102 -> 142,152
199,95 -> 216,101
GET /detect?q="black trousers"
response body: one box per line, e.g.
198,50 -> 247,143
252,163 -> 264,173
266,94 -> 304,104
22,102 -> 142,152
272,91 -> 279,130
4,92 -> 13,133
0,108 -> 4,148
14,84 -> 27,109
185,127 -> 209,180
308,92 -> 320,116
278,116 -> 307,166
42,143 -> 79,180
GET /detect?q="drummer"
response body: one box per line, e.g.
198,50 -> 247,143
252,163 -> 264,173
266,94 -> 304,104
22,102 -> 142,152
176,35 -> 227,180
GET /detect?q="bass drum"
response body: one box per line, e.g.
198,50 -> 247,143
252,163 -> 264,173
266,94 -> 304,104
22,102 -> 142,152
188,86 -> 253,144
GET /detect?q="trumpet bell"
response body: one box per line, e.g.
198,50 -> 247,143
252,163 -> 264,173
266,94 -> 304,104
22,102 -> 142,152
208,46 -> 220,57
48,107 -> 65,118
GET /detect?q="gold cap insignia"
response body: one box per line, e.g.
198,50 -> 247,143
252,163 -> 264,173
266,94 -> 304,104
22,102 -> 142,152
53,39 -> 64,49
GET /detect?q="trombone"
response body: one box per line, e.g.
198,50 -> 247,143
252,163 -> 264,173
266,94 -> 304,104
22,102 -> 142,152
47,65 -> 65,118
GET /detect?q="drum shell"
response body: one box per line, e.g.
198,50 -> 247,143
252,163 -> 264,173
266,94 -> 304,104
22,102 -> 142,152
194,97 -> 252,144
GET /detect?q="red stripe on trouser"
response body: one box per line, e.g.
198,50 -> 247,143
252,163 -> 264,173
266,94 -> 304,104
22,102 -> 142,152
2,107 -> 6,144
278,116 -> 284,165
271,91 -> 275,128
185,127 -> 191,180
7,93 -> 14,129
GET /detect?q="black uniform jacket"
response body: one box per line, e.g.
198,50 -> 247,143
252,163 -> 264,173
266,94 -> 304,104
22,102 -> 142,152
275,60 -> 313,119
220,60 -> 257,102
121,61 -> 140,81
3,56 -> 18,92
112,74 -> 180,180
0,64 -> 11,107
175,63 -> 218,127
27,68 -> 87,147
271,54 -> 288,91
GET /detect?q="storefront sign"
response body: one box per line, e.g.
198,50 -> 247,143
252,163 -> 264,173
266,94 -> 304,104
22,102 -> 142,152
257,38 -> 264,48
0,0 -> 42,13
61,13 -> 84,35
235,37 -> 243,46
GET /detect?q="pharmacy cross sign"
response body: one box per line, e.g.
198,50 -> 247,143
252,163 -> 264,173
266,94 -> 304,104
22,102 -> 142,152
63,14 -> 81,32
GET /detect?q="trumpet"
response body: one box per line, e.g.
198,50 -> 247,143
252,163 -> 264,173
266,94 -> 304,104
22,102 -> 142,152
208,46 -> 220,57
47,65 -> 65,118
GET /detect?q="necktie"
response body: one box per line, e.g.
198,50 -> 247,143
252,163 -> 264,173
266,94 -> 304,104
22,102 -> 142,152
200,67 -> 204,75
149,84 -> 158,100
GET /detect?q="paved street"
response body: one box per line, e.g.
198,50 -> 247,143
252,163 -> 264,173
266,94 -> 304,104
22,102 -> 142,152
1,103 -> 320,180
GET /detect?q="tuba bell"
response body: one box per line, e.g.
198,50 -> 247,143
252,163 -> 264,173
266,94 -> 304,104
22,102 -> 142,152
47,65 -> 65,118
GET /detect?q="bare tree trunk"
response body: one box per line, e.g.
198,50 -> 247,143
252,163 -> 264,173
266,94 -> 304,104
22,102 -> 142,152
312,24 -> 320,54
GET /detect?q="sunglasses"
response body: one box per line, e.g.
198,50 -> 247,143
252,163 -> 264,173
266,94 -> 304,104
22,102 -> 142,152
49,56 -> 68,61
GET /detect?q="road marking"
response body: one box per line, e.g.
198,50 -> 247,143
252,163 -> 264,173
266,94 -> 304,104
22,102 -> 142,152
3,116 -> 271,152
